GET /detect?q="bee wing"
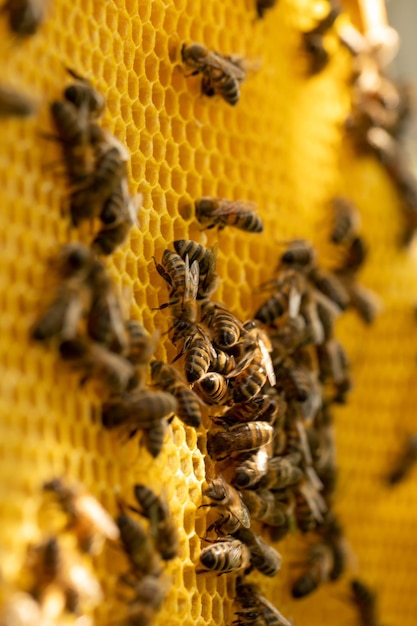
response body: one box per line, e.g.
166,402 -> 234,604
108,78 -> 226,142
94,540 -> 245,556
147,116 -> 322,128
184,255 -> 200,302
236,493 -> 251,528
76,494 -> 120,540
299,479 -> 327,523
258,337 -> 276,387
256,594 -> 292,626
205,53 -> 246,81
106,291 -> 129,352
211,200 -> 258,217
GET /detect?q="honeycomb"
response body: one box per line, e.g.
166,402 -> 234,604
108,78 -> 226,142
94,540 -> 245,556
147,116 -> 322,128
1,0 -> 417,624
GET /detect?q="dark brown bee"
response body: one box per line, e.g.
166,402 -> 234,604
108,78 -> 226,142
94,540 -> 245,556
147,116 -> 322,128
198,537 -> 250,574
181,327 -> 215,383
345,282 -> 380,325
93,185 -> 141,256
59,338 -> 138,393
101,389 -> 177,433
173,239 -> 220,301
256,0 -> 277,19
331,197 -> 361,244
151,360 -> 202,427
0,83 -> 36,117
386,433 -> 417,485
351,579 -> 379,626
294,481 -> 326,532
173,239 -> 216,276
277,365 -> 317,403
142,420 -> 167,459
302,1 -> 340,74
207,422 -> 274,461
240,489 -> 288,527
182,43 -> 246,106
202,475 -> 251,536
133,485 -> 179,560
195,197 -> 263,232
125,320 -> 159,368
231,445 -> 270,489
64,68 -> 105,119
319,512 -> 347,581
42,477 -> 120,554
255,269 -> 306,324
309,267 -> 350,311
258,453 -> 303,490
123,574 -> 168,612
116,511 -> 161,578
209,347 -> 236,376
201,301 -> 244,348
2,0 -> 48,36
234,580 -> 292,626
31,243 -> 95,343
230,328 -> 275,403
291,542 -> 334,598
280,239 -> 317,271
31,282 -> 86,343
222,393 -> 285,426
233,527 -> 282,577
193,371 -> 230,405
156,251 -> 200,343
26,536 -> 102,614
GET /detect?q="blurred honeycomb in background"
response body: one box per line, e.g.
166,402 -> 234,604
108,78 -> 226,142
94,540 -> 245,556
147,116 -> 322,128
1,0 -> 417,625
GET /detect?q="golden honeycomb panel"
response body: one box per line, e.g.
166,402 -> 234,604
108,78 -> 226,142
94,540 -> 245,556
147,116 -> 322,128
1,0 -> 417,625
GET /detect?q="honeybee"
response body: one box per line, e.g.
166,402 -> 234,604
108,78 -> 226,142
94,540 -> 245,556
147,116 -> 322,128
256,0 -> 277,19
233,527 -> 282,578
150,360 -> 202,427
116,510 -> 162,578
319,512 -> 347,581
85,258 -> 128,352
142,420 -> 168,459
93,184 -> 141,256
302,1 -> 340,74
202,476 -> 250,536
0,83 -> 36,117
125,320 -> 159,368
156,251 -> 200,343
2,0 -> 48,36
229,326 -> 276,404
133,485 -> 179,561
309,267 -> 350,311
291,542 -> 333,598
181,327 -> 215,383
101,389 -> 177,433
207,422 -> 274,461
59,337 -> 138,393
173,239 -> 220,301
235,580 -> 292,626
26,536 -> 103,614
240,489 -> 288,527
198,537 -> 250,574
182,43 -> 246,106
122,573 -> 169,612
350,579 -> 379,626
344,281 -> 380,325
277,364 -> 318,404
64,67 -> 105,119
201,301 -> 245,348
193,371 -> 230,405
294,479 -> 327,532
209,347 -> 236,376
258,453 -> 303,490
280,239 -> 317,271
31,243 -> 95,343
43,477 -> 120,554
222,393 -> 285,426
231,445 -> 270,489
195,197 -> 263,232
331,197 -> 361,244
386,433 -> 417,486
256,269 -> 306,324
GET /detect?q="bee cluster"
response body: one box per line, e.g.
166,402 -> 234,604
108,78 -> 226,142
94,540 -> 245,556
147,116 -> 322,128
1,478 -> 119,626
147,196 -> 378,620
